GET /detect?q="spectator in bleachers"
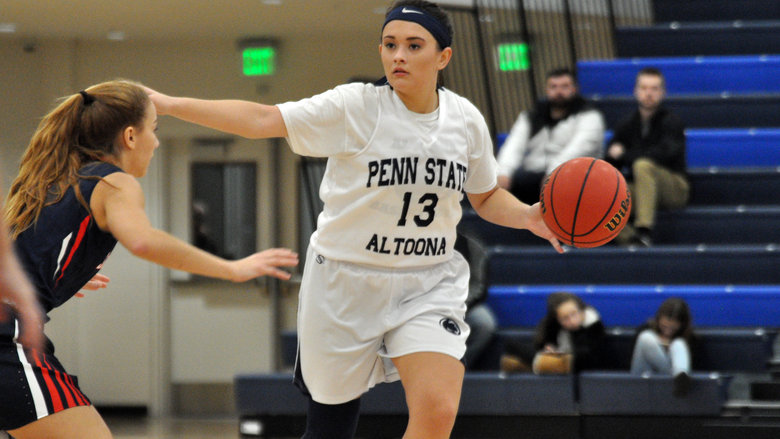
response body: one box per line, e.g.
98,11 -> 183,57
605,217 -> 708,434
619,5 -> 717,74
606,67 -> 690,247
500,292 -> 605,374
631,297 -> 694,397
496,68 -> 605,205
455,232 -> 498,370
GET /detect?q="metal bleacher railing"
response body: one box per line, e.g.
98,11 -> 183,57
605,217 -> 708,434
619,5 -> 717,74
440,0 -> 652,140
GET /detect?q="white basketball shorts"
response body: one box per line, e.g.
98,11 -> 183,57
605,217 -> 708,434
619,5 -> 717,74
296,245 -> 470,404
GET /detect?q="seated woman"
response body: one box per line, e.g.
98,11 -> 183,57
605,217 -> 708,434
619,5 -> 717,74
500,292 -> 605,374
630,297 -> 694,397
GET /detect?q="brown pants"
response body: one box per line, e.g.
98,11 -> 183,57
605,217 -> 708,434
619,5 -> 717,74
618,158 -> 689,241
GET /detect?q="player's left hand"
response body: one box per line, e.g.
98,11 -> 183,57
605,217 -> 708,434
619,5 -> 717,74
526,203 -> 564,254
75,273 -> 111,298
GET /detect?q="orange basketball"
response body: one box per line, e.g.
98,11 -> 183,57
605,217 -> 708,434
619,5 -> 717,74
539,157 -> 631,248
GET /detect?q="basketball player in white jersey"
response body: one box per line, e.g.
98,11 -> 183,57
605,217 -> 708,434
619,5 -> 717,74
145,1 -> 563,437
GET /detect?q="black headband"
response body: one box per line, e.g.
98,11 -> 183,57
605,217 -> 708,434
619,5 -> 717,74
382,6 -> 451,49
79,90 -> 95,106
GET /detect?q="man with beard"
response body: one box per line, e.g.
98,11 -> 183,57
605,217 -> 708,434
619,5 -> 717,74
605,67 -> 689,247
497,68 -> 605,205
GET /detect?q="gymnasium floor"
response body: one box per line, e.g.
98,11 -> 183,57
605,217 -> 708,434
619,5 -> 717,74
108,416 -> 244,439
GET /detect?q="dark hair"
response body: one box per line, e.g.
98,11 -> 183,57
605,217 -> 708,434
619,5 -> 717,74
651,297 -> 693,342
534,292 -> 586,347
546,67 -> 577,85
636,67 -> 666,87
385,0 -> 453,50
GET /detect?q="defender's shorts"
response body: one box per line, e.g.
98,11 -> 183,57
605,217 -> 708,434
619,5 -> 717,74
295,246 -> 470,404
0,318 -> 91,431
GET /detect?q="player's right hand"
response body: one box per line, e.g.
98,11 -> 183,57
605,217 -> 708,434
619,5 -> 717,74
230,248 -> 299,282
141,85 -> 172,116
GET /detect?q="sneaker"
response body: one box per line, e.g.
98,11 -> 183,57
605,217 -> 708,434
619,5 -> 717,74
673,372 -> 690,398
634,228 -> 653,247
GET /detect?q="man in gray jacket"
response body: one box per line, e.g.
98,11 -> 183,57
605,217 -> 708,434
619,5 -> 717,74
497,68 -> 605,204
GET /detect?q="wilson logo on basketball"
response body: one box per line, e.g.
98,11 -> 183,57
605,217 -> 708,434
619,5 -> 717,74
604,191 -> 632,232
539,174 -> 551,215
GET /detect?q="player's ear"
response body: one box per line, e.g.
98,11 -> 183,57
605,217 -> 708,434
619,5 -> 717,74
437,47 -> 452,71
122,126 -> 136,150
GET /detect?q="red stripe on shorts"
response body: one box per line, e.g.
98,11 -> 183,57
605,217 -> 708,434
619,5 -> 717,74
52,369 -> 77,408
40,353 -> 85,409
65,373 -> 89,405
32,351 -> 64,412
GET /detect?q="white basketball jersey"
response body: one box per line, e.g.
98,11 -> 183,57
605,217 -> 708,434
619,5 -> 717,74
279,82 -> 497,267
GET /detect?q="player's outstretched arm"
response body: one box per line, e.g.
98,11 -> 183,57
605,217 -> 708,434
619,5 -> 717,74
467,187 -> 563,253
0,219 -> 45,350
143,86 -> 287,140
94,172 -> 298,282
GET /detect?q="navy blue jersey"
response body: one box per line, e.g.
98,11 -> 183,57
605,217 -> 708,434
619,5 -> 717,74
13,162 -> 122,314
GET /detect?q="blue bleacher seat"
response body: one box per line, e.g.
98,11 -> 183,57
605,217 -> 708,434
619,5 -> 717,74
654,206 -> 780,244
501,128 -> 780,168
477,326 -> 775,372
460,206 -> 780,246
577,55 -> 780,97
652,0 -> 780,22
458,208 -> 541,246
686,128 -> 780,167
592,94 -> 780,129
485,245 -> 780,286
615,21 -> 780,57
688,168 -> 780,205
486,284 -> 780,328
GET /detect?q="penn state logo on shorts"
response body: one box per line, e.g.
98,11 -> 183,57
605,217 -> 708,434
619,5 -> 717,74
439,317 -> 461,336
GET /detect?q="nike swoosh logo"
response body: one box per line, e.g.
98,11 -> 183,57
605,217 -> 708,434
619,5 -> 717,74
402,7 -> 423,14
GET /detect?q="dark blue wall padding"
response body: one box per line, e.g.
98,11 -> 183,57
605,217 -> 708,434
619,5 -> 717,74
235,372 -> 577,417
235,373 -> 307,416
653,0 -> 780,22
686,128 -> 780,167
688,168 -> 780,205
459,373 -> 577,415
577,55 -> 780,97
485,245 -> 780,285
615,21 -> 780,57
486,284 -> 780,328
592,94 -> 780,129
578,372 -> 729,415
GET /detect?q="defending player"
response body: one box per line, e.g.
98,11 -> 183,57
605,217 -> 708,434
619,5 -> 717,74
0,213 -> 44,352
145,1 -> 562,437
0,80 -> 298,439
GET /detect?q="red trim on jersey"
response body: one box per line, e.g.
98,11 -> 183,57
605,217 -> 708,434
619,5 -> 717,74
55,215 -> 91,285
32,351 -> 64,412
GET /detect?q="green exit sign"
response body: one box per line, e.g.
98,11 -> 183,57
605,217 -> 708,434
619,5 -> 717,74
242,46 -> 276,76
497,43 -> 530,71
